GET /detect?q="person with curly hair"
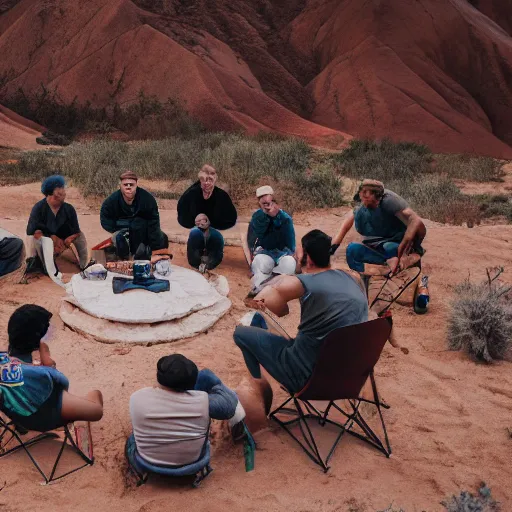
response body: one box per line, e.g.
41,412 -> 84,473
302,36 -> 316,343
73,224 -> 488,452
26,175 -> 89,277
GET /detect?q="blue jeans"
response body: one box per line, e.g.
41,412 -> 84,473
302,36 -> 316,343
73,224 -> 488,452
346,241 -> 399,272
187,228 -> 224,270
194,369 -> 238,421
233,313 -> 304,393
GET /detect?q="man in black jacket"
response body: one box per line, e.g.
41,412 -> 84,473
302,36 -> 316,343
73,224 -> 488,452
100,171 -> 167,259
177,165 -> 237,272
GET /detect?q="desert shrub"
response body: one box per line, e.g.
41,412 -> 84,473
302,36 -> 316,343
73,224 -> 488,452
442,483 -> 500,511
436,154 -> 504,182
393,176 -> 481,225
1,87 -> 204,139
447,268 -> 512,362
335,138 -> 432,183
0,149 -> 62,184
335,139 -> 484,224
474,194 -> 512,221
0,135 -> 313,203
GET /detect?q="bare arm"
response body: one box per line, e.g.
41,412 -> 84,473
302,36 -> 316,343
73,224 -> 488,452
253,275 -> 305,317
395,208 -> 426,259
332,211 -> 355,245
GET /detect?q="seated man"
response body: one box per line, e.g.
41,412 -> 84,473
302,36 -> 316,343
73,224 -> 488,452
0,228 -> 24,278
1,305 -> 103,432
26,175 -> 89,275
187,214 -> 224,274
249,186 -> 296,293
234,229 -> 368,394
331,179 -> 426,275
100,171 -> 167,260
129,354 -> 246,467
178,165 -> 237,272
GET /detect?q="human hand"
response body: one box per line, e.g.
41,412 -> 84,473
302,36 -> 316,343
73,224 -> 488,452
397,236 -> 413,260
51,235 -> 66,254
263,201 -> 279,218
34,230 -> 43,240
244,297 -> 266,311
329,243 -> 340,256
64,234 -> 79,247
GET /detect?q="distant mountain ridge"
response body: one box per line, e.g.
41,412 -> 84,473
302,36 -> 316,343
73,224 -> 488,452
0,0 -> 511,157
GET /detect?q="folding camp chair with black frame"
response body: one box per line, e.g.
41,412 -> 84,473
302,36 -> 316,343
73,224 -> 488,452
366,256 -> 422,316
269,317 -> 392,472
0,415 -> 94,484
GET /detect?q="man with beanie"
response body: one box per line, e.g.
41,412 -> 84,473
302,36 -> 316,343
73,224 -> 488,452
178,165 -> 237,273
100,171 -> 167,260
129,354 -> 246,467
248,185 -> 296,294
330,179 -> 426,275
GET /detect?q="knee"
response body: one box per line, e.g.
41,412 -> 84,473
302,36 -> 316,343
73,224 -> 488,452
382,242 -> 399,258
252,254 -> 274,275
346,242 -> 364,260
278,256 -> 296,275
234,325 -> 250,348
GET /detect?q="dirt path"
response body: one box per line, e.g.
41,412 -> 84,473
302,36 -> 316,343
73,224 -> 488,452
1,183 -> 511,511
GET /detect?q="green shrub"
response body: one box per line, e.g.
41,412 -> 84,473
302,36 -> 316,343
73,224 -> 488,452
335,138 -> 432,182
435,154 -> 504,182
447,269 -> 512,362
474,194 -> 512,221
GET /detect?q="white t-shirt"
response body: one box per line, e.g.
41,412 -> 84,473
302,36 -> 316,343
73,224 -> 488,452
130,387 -> 209,466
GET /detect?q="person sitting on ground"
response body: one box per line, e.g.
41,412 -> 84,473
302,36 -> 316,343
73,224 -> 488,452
27,175 -> 89,272
100,171 -> 167,260
330,179 -> 426,275
234,229 -> 368,394
248,186 -> 296,293
1,305 -> 103,432
178,165 -> 237,272
187,214 -> 224,273
0,228 -> 24,278
129,354 -> 246,467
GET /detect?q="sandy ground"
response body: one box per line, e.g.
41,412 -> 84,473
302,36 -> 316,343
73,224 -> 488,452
1,183 -> 512,512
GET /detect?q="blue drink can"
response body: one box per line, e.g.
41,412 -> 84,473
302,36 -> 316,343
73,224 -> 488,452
133,260 -> 152,283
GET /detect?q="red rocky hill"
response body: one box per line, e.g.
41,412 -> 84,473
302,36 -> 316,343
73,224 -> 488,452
0,0 -> 511,156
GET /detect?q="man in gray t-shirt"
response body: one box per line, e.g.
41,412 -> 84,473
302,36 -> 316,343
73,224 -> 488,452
234,230 -> 368,393
331,179 -> 426,274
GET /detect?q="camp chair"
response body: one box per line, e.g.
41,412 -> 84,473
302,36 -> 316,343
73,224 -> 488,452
269,317 -> 392,472
125,431 -> 213,488
366,255 -> 422,316
0,414 -> 94,484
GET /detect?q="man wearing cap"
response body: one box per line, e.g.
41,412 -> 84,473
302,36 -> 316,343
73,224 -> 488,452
248,186 -> 296,293
129,354 -> 247,467
177,165 -> 237,272
100,171 -> 167,259
331,179 -> 426,275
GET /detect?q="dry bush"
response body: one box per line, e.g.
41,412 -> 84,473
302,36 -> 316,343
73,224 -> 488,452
436,154 -> 504,182
447,268 -> 512,362
442,483 -> 500,511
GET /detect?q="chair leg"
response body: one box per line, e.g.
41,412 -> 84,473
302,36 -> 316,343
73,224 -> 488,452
270,397 -> 334,472
192,464 -> 213,488
1,421 -> 94,484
